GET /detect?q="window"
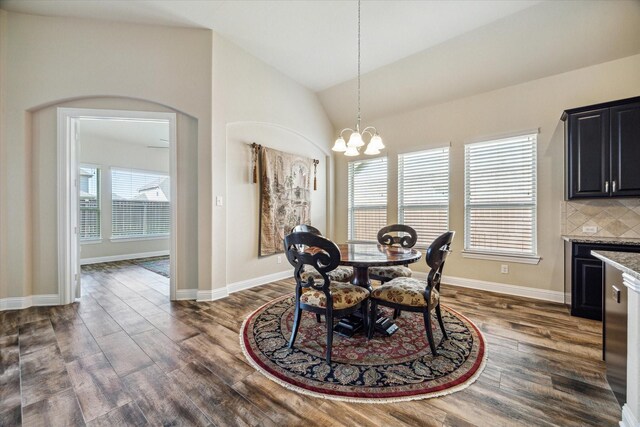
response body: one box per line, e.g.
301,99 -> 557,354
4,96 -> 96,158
111,168 -> 170,239
464,133 -> 537,260
79,166 -> 100,241
398,147 -> 449,247
348,157 -> 387,241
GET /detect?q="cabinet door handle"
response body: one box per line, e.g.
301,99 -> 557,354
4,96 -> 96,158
612,180 -> 617,192
605,181 -> 609,192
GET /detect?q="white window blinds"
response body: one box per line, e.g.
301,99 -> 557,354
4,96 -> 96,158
398,147 -> 449,247
79,166 -> 100,241
111,168 -> 170,238
464,133 -> 537,256
348,157 -> 387,242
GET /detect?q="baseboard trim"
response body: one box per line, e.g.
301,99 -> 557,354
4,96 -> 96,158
0,294 -> 61,311
620,404 -> 638,427
81,250 -> 170,266
411,272 -> 564,303
175,289 -> 198,301
227,270 -> 293,294
197,289 -> 229,302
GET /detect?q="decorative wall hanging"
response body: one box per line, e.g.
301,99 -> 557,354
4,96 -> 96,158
258,146 -> 315,257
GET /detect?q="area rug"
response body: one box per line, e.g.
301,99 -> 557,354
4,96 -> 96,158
240,294 -> 487,403
132,256 -> 170,278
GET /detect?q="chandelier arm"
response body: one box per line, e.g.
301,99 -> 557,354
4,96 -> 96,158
361,126 -> 378,137
339,128 -> 356,139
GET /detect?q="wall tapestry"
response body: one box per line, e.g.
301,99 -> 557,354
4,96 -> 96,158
258,146 -> 313,257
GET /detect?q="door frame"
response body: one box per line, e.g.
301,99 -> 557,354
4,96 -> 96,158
57,107 -> 178,303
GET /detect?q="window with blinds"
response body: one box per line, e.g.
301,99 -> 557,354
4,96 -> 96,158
464,133 -> 537,256
79,166 -> 100,241
398,147 -> 449,247
111,168 -> 170,239
348,157 -> 387,242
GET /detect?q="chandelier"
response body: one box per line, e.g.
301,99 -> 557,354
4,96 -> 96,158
332,0 -> 384,157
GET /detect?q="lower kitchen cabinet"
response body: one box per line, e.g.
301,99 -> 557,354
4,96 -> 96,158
564,240 -> 640,320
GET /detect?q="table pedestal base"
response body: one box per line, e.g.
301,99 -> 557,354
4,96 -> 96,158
334,313 -> 399,338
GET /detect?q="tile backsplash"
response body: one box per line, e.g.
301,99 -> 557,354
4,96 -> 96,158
562,199 -> 640,238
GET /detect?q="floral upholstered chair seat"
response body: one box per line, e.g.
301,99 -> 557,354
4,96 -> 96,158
368,265 -> 412,280
300,282 -> 369,309
372,277 -> 439,307
301,265 -> 353,283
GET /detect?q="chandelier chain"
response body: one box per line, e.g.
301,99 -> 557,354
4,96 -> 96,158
357,0 -> 361,131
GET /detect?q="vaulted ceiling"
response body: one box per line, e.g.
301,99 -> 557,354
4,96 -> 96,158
2,0 -> 640,126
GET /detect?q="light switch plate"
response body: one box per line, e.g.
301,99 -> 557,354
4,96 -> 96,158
582,225 -> 598,233
216,196 -> 223,206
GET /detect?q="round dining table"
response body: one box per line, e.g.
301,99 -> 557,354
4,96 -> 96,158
337,242 -> 422,290
334,242 -> 422,337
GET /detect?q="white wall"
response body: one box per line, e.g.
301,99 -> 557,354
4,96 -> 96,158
211,34 -> 334,292
79,127 -> 170,262
0,12 -> 212,300
332,54 -> 640,296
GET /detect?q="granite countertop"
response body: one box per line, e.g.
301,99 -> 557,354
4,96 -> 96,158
562,235 -> 640,245
592,250 -> 640,282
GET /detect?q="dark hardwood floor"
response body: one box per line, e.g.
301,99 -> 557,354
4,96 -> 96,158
0,261 -> 622,426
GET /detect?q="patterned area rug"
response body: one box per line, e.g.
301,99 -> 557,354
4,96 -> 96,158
240,294 -> 487,403
132,256 -> 170,278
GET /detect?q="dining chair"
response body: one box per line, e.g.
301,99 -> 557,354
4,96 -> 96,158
284,232 -> 370,364
368,224 -> 418,284
291,225 -> 353,283
368,231 -> 455,357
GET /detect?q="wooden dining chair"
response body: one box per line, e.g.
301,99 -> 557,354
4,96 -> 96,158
368,231 -> 455,357
284,232 -> 370,364
291,225 -> 353,284
368,224 -> 418,284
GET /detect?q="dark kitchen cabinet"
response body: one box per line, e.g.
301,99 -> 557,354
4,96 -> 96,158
611,102 -> 640,196
563,97 -> 640,200
572,256 -> 605,320
564,240 -> 640,320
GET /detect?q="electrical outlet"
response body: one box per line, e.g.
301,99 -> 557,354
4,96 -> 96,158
582,225 -> 598,233
277,255 -> 282,264
500,264 -> 509,274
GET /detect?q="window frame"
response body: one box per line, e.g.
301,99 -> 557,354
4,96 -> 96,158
347,156 -> 388,243
463,131 -> 540,264
79,164 -> 102,243
110,166 -> 171,241
398,146 -> 450,249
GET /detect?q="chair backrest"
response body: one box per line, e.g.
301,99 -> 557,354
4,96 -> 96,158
284,232 -> 340,291
425,231 -> 455,290
377,224 -> 418,248
291,224 -> 322,235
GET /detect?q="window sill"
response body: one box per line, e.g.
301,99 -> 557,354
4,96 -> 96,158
110,235 -> 169,243
461,250 -> 541,265
346,240 -> 379,244
80,239 -> 102,245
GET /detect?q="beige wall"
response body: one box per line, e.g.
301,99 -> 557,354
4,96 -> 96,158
0,11 -> 334,302
210,34 -> 334,290
0,12 -> 212,299
78,125 -> 170,262
333,54 -> 640,293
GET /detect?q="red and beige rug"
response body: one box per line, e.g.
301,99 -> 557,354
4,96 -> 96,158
240,294 -> 487,403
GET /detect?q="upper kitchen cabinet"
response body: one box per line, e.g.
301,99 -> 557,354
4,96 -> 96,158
563,97 -> 640,200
